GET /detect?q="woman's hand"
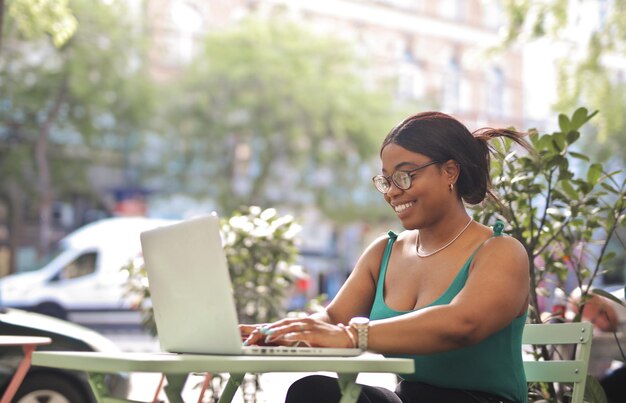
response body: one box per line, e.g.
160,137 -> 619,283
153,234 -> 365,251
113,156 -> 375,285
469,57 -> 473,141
239,324 -> 264,341
239,324 -> 282,346
241,317 -> 356,348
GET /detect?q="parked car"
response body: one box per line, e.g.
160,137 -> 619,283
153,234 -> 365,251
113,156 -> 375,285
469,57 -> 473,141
0,307 -> 130,402
0,217 -> 175,328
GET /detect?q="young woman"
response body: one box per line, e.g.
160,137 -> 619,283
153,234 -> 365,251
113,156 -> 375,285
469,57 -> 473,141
242,111 -> 531,403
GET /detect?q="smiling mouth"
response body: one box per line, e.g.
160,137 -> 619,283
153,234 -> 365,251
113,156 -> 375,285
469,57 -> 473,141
393,202 -> 414,213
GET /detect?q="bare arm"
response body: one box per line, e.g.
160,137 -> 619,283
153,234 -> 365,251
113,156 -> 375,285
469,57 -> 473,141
242,234 -> 388,346
309,235 -> 388,325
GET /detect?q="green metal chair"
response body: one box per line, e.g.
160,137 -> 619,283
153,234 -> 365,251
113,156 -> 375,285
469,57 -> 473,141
522,322 -> 593,403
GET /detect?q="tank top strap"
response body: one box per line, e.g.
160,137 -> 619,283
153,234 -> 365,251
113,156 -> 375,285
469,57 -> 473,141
383,231 -> 398,263
463,220 -> 507,266
375,231 -> 397,298
493,220 -> 505,237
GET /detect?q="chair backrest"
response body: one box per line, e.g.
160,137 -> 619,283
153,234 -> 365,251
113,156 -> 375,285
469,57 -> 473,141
522,322 -> 593,403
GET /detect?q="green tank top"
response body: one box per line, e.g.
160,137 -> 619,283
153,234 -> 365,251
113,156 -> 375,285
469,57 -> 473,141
369,222 -> 527,403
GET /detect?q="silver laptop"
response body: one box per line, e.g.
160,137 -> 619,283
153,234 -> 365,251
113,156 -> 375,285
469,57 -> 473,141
140,213 -> 361,356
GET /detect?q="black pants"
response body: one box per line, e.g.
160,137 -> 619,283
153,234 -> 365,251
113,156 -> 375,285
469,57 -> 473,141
285,375 -> 516,403
600,364 -> 626,403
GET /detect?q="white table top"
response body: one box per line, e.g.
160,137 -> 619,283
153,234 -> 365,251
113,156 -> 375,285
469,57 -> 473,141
0,336 -> 52,347
32,351 -> 415,375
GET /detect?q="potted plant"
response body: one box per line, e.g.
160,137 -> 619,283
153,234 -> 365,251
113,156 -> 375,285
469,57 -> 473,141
472,107 -> 626,402
124,206 -> 303,333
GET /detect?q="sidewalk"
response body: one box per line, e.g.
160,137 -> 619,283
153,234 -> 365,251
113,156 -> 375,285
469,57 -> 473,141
131,372 -> 397,402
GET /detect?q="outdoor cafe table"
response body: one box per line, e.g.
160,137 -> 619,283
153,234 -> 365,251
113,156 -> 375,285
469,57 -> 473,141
0,336 -> 52,403
32,351 -> 415,403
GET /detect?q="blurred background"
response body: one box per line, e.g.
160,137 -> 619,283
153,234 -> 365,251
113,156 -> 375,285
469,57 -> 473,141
2,0 -> 626,318
4,1 -> 626,400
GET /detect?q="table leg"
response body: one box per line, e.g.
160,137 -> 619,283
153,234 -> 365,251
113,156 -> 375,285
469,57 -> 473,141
217,373 -> 245,403
164,374 -> 187,403
87,372 -> 151,403
337,373 -> 362,403
87,373 -> 110,403
0,345 -> 37,403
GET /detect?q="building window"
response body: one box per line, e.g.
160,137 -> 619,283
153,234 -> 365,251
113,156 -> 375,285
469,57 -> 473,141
439,0 -> 463,21
170,0 -> 204,64
486,66 -> 505,118
483,0 -> 504,30
397,62 -> 424,100
599,0 -> 610,29
443,56 -> 461,112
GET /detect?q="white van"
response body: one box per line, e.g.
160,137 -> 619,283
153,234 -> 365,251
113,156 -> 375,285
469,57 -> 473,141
0,217 -> 176,328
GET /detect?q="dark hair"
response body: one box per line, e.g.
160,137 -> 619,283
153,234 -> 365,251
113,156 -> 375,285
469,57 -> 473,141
380,111 -> 530,205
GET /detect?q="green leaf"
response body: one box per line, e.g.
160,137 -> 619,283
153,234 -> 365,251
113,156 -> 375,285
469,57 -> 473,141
511,173 -> 533,184
570,108 -> 598,130
592,288 -> 626,308
601,251 -> 617,264
558,113 -> 570,132
569,151 -> 590,161
560,180 -> 579,200
572,311 -> 583,322
587,163 -> 603,185
570,107 -> 590,130
580,182 -> 593,195
537,134 -> 554,152
565,130 -> 580,144
552,132 -> 566,152
584,375 -> 608,403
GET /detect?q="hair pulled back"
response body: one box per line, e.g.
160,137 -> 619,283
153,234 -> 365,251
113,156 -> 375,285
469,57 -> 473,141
380,111 -> 529,205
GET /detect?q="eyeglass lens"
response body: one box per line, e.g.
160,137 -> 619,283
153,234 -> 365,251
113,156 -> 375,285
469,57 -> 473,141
373,171 -> 412,193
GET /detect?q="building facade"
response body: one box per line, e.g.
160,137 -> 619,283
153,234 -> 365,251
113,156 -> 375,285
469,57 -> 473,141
143,0 -> 524,129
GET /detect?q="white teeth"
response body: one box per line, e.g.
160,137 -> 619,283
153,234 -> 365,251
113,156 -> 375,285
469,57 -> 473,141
394,202 -> 414,213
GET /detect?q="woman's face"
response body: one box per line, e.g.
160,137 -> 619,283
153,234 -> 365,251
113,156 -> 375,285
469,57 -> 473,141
379,143 -> 450,229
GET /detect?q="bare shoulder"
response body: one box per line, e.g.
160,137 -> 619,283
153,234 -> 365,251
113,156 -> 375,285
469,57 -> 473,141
481,233 -> 526,252
362,232 -> 393,256
473,234 -> 528,271
358,232 -> 394,264
364,229 -> 415,257
354,231 -> 399,280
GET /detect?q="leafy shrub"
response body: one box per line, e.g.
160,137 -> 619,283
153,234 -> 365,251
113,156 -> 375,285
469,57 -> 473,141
472,107 -> 626,402
123,206 -> 303,334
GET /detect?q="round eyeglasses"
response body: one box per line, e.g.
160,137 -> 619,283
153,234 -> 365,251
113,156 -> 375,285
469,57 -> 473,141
372,160 -> 439,194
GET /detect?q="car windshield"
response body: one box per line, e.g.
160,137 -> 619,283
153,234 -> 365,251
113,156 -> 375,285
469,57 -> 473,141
31,244 -> 65,271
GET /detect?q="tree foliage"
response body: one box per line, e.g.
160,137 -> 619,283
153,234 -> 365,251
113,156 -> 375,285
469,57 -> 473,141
500,0 -> 626,161
472,107 -> 624,401
222,206 -> 302,324
3,0 -> 78,49
0,0 -> 154,263
147,17 -> 397,222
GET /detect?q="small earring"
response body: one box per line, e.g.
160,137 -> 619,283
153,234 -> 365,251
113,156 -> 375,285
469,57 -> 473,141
449,183 -> 454,191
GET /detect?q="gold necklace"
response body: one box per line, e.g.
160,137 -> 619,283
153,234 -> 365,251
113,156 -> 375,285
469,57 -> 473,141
416,217 -> 473,258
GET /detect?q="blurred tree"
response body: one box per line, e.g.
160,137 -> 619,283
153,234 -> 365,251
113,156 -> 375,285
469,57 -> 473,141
0,0 -> 153,269
0,0 -> 78,53
148,18 -> 398,222
500,0 -> 626,161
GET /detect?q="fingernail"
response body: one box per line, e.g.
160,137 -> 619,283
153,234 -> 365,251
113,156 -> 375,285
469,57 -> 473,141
242,340 -> 249,346
260,327 -> 270,335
